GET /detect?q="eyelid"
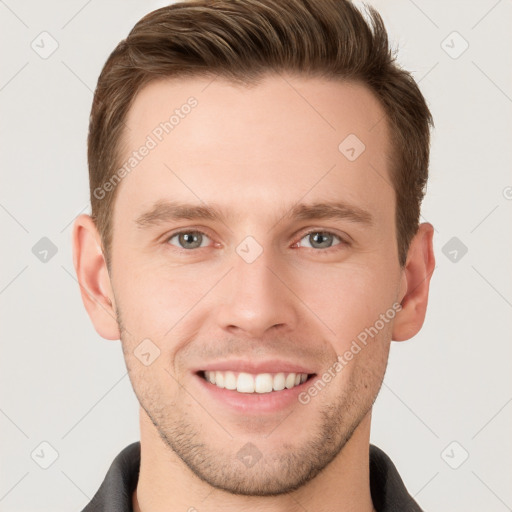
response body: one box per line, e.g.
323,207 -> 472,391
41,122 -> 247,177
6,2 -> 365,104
295,227 -> 351,242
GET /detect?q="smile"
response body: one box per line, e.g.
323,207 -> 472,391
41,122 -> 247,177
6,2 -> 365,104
200,370 -> 313,393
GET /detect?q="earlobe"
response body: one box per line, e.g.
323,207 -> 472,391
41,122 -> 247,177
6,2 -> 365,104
392,222 -> 436,341
72,214 -> 120,340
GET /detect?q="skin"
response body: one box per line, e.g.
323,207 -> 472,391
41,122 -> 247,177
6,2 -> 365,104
73,74 -> 435,512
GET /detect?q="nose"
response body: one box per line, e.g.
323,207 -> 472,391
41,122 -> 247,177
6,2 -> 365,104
215,245 -> 300,339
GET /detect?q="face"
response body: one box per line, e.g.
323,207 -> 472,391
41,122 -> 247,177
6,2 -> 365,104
105,74 -> 405,495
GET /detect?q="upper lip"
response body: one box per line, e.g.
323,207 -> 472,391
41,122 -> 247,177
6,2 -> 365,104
193,359 -> 316,375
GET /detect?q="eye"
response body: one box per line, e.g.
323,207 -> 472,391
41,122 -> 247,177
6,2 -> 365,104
166,230 -> 212,250
164,229 -> 349,253
294,230 -> 347,251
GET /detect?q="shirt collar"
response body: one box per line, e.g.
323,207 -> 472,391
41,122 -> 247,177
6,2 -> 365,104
81,442 -> 423,511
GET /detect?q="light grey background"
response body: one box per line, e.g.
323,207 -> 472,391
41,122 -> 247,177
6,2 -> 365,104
1,1 -> 511,511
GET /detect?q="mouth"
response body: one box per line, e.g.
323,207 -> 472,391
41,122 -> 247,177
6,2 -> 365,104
197,370 -> 316,394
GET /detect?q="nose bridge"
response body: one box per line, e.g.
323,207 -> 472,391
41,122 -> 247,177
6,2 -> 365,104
216,239 -> 298,337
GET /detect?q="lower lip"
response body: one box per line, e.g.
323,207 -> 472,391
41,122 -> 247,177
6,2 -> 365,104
194,373 -> 315,413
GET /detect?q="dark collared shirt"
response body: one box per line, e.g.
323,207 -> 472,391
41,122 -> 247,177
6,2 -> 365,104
81,441 -> 424,511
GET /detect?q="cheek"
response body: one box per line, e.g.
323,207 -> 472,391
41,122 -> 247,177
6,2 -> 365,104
113,258 -> 196,334
294,263 -> 398,342
114,261 -> 214,382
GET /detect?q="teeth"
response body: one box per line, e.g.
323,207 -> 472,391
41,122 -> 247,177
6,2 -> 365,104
237,372 -> 255,393
273,372 -> 286,391
224,371 -> 237,390
203,371 -> 309,393
254,373 -> 273,393
285,373 -> 296,389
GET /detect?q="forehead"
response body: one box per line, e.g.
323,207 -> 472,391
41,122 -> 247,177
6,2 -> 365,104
124,74 -> 390,152
116,74 -> 393,225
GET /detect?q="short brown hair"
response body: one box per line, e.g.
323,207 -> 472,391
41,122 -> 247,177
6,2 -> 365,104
88,0 -> 433,270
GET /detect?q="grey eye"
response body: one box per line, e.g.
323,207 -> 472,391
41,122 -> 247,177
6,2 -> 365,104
168,231 -> 210,250
299,231 -> 341,249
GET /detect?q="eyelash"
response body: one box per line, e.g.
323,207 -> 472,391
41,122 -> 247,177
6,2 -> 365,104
164,228 -> 350,255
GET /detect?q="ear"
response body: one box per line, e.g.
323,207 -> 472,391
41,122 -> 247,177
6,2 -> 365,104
392,222 -> 435,341
72,214 -> 120,340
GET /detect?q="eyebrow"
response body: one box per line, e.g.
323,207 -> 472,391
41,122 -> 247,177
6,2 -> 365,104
134,199 -> 374,229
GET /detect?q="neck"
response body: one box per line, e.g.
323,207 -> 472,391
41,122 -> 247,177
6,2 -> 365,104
132,407 -> 376,512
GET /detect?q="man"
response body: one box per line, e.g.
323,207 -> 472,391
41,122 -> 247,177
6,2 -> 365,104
73,0 -> 435,510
